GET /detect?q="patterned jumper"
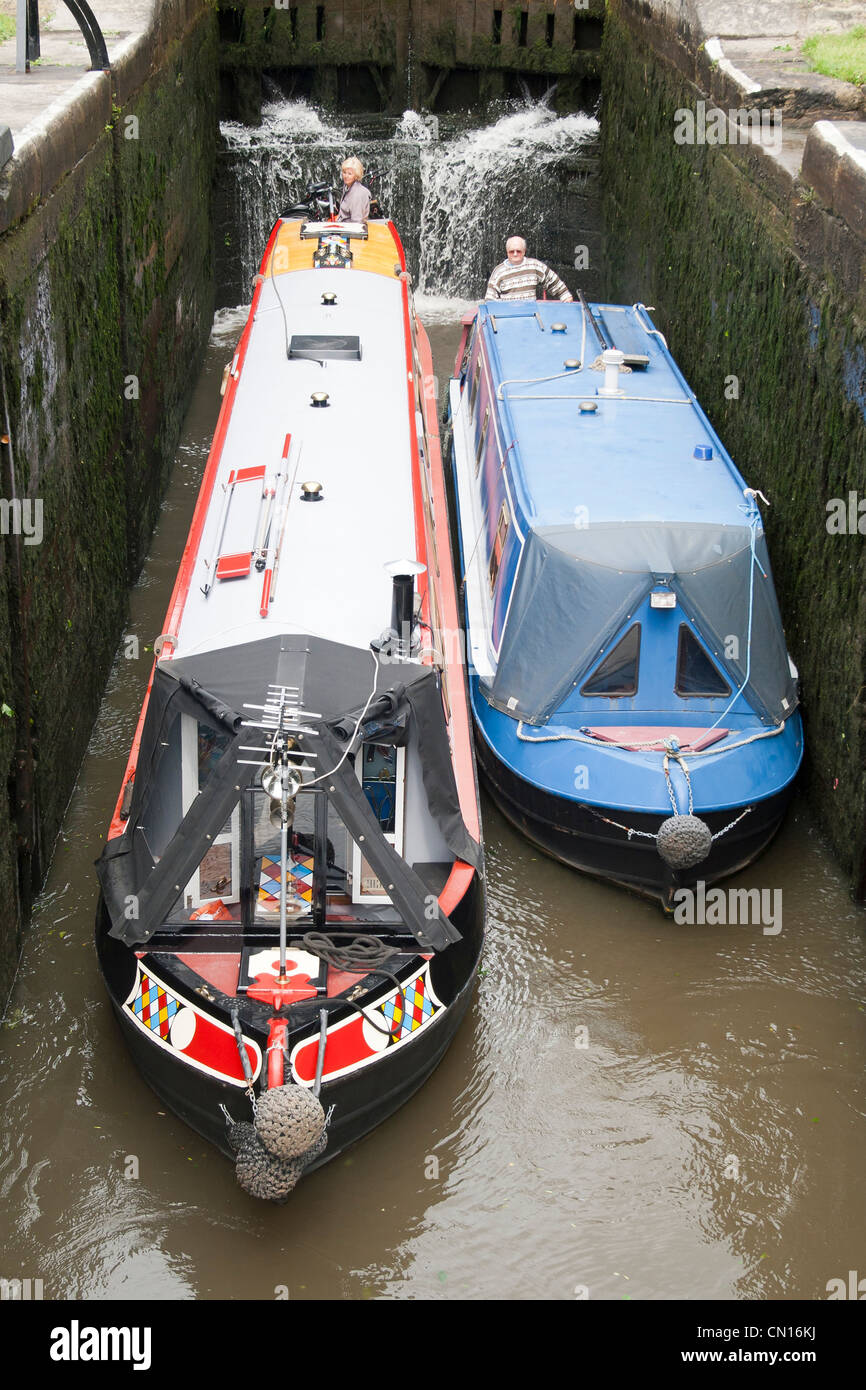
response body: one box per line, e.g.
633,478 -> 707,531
485,256 -> 573,302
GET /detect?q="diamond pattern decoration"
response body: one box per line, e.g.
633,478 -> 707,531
131,971 -> 181,1041
378,972 -> 437,1041
258,854 -> 314,912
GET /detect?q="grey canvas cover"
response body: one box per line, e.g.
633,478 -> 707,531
489,521 -> 797,725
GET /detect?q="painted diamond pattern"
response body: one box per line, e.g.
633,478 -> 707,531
378,973 -> 437,1041
132,972 -> 180,1040
258,854 -> 315,911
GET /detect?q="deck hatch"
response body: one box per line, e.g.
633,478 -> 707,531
289,335 -> 362,362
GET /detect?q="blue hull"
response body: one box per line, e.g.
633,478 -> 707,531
471,675 -> 801,907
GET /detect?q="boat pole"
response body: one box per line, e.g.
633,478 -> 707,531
279,764 -> 290,977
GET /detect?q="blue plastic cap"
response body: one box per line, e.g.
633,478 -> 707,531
694,444 -> 713,460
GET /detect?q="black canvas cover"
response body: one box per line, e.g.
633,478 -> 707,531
96,635 -> 477,952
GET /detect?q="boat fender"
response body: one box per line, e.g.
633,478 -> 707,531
229,1121 -> 306,1203
255,1084 -> 326,1160
656,814 -> 713,870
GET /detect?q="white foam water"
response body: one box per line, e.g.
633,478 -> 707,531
220,99 -> 599,300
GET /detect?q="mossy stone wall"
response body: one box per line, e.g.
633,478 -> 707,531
601,0 -> 866,898
0,6 -> 219,1007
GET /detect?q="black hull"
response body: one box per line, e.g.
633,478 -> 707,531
95,874 -> 484,1172
475,735 -> 794,910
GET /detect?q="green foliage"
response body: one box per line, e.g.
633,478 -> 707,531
802,26 -> 866,86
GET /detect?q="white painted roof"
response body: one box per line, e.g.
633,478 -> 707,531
175,268 -> 417,659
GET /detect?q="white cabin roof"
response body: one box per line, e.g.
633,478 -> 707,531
175,256 -> 418,660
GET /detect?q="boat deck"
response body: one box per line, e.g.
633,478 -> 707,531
171,221 -> 421,662
478,299 -> 751,534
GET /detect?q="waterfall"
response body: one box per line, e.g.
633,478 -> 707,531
217,100 -> 600,307
415,106 -> 599,296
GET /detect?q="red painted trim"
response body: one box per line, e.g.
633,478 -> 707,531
267,1017 -> 288,1088
439,860 -> 476,918
416,318 -> 481,849
392,221 -> 430,636
107,657 -> 157,839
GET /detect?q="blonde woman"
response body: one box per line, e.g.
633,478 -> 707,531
338,157 -> 371,223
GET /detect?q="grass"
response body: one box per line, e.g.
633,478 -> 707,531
802,25 -> 866,86
0,16 -> 15,43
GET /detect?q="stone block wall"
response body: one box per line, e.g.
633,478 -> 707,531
218,0 -> 604,115
0,1 -> 220,1007
601,0 -> 866,898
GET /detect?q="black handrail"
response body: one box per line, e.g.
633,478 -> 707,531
22,0 -> 109,71
62,0 -> 110,70
26,0 -> 40,61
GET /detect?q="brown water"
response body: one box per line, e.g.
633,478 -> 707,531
1,304 -> 864,1302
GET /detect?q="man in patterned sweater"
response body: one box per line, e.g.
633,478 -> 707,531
485,236 -> 573,302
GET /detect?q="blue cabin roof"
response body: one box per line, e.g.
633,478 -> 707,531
453,299 -> 798,731
478,300 -> 749,534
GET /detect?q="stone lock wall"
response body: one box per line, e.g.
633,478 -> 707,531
0,1 -> 220,1007
217,0 -> 604,117
601,0 -> 866,899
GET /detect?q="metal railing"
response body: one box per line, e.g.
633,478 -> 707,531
16,0 -> 109,74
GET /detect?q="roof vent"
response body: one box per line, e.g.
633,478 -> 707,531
598,348 -> 625,397
310,391 -> 330,408
694,444 -> 713,460
564,359 -> 580,371
300,481 -> 323,501
321,292 -> 337,305
551,322 -> 567,334
579,400 -> 598,414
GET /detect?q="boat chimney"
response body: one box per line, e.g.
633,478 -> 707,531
375,559 -> 427,660
598,348 -> 625,397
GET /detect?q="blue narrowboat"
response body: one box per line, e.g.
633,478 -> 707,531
448,299 -> 803,908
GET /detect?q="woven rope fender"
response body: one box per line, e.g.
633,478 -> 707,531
656,813 -> 713,870
230,1122 -> 305,1202
255,1084 -> 326,1160
228,1117 -> 329,1202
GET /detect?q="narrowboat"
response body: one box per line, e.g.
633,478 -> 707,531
96,213 -> 484,1201
448,297 -> 802,908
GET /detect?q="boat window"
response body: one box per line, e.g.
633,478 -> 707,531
675,625 -> 731,697
488,501 -> 510,592
181,717 -> 240,906
475,407 -> 489,475
244,788 -> 351,924
469,358 -> 482,416
581,624 -> 641,697
352,744 -> 405,904
135,713 -> 183,862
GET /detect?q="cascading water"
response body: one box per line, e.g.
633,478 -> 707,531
415,106 -> 599,296
217,99 -> 600,308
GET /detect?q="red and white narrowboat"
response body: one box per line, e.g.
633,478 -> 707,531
96,212 -> 484,1201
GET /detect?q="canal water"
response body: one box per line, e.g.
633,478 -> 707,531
1,103 -> 865,1303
